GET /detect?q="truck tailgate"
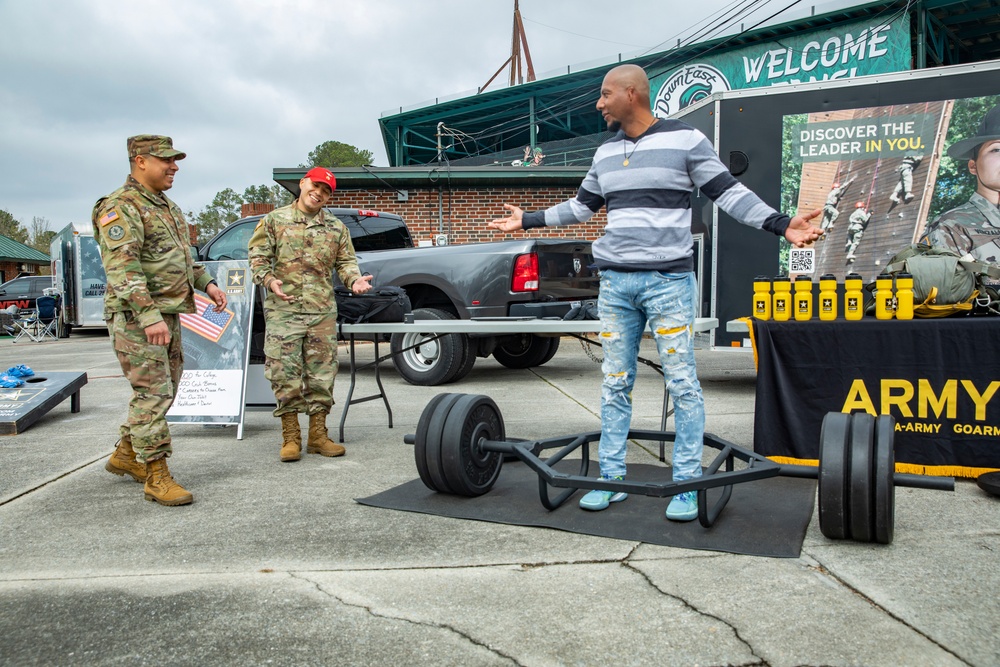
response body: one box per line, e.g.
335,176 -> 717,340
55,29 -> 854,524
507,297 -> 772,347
535,239 -> 598,299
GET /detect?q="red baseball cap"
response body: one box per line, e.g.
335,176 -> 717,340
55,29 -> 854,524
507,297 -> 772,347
304,167 -> 336,192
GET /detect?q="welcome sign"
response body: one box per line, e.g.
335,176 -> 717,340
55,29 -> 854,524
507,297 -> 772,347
649,15 -> 911,117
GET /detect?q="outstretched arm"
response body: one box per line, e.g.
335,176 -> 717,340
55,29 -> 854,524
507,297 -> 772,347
785,208 -> 823,248
489,204 -> 525,233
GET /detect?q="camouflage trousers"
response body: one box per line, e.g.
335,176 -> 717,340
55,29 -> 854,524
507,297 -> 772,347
263,311 -> 338,417
108,312 -> 183,462
891,167 -> 914,203
820,204 -> 840,232
845,223 -> 866,257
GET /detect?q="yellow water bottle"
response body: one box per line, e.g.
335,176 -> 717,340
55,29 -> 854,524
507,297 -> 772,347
875,273 -> 894,320
793,275 -> 813,321
895,272 -> 914,320
844,273 -> 864,320
753,276 -> 771,320
772,276 -> 791,321
819,273 -> 838,321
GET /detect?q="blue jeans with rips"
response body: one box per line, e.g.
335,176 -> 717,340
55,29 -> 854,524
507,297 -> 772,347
597,269 -> 704,482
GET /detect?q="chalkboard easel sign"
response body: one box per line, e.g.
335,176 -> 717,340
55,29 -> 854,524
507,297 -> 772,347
167,261 -> 254,439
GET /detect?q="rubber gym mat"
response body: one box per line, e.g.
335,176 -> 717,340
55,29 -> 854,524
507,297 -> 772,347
357,461 -> 816,558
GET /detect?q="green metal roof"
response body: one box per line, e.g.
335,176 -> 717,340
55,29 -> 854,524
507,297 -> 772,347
378,0 -> 1000,167
273,165 -> 589,197
0,235 -> 50,264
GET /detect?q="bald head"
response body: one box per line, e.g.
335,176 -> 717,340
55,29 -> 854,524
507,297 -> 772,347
597,64 -> 655,136
604,65 -> 650,104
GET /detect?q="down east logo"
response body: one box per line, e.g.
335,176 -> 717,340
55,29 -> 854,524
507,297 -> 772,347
654,64 -> 731,117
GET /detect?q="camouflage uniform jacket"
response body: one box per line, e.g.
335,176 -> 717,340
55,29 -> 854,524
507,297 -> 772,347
91,175 -> 213,328
848,209 -> 872,228
922,193 -> 1000,264
898,155 -> 922,172
825,184 -> 848,207
247,204 -> 362,315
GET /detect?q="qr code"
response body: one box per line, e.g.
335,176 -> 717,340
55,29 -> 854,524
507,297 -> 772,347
789,248 -> 815,274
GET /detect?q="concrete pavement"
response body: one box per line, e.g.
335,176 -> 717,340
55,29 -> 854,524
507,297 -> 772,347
0,330 -> 997,666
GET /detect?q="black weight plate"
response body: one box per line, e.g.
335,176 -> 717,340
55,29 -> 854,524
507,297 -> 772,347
872,415 -> 896,544
414,393 -> 452,492
440,394 -> 505,497
977,471 -> 1000,497
849,412 -> 875,542
818,412 -> 851,540
423,393 -> 465,494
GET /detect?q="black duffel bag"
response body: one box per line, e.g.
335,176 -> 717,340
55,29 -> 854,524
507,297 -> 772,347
334,285 -> 412,325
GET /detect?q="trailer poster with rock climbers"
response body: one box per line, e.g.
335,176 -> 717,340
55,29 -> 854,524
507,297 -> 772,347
780,93 -> 999,279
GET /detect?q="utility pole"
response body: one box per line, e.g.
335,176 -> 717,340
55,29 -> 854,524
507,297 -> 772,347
480,0 -> 536,93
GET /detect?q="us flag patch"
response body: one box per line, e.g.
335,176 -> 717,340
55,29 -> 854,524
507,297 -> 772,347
99,209 -> 120,226
180,293 -> 234,343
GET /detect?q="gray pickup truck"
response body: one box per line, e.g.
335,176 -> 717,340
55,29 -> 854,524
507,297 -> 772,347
198,208 -> 598,385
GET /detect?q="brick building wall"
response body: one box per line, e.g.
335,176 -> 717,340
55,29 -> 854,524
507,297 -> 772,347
238,186 -> 607,245
0,260 -> 47,283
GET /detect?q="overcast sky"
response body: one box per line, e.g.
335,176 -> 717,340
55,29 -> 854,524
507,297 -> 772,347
0,0 -> 852,232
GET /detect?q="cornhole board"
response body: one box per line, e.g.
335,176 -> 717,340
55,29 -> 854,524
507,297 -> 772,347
0,371 -> 88,435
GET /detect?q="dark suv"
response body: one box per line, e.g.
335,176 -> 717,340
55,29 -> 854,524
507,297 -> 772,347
198,208 -> 413,261
0,275 -> 51,311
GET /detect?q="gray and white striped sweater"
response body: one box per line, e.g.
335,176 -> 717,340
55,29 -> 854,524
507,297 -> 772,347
522,118 -> 790,273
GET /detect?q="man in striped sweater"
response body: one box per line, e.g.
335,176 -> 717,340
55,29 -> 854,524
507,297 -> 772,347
490,64 -> 821,521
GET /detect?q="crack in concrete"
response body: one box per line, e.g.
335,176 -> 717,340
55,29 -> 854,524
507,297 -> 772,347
806,560 -> 973,666
0,453 -> 109,507
290,571 -> 526,667
621,559 -> 770,667
0,558 -> 640,584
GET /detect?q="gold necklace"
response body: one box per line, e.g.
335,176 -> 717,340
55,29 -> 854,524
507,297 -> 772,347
622,119 -> 657,166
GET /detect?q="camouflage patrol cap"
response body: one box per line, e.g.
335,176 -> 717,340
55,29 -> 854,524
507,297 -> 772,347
946,104 -> 1000,161
127,135 -> 187,160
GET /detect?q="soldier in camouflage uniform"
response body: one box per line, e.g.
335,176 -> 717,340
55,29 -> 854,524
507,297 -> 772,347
94,135 -> 228,506
820,177 -> 855,234
889,154 -> 922,205
845,202 -> 872,262
922,105 -> 1000,278
248,167 -> 372,462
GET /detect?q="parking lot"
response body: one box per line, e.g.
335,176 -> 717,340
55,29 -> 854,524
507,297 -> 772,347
1,330 -> 997,666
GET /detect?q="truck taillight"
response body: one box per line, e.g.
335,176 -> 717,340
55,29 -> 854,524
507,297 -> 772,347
511,253 -> 539,292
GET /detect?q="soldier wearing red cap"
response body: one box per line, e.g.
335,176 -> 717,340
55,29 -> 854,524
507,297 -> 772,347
248,167 -> 372,462
820,176 -> 855,235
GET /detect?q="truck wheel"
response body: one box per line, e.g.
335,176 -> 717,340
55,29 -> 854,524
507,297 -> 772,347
390,308 -> 465,386
449,338 -> 478,383
493,334 -> 554,369
537,336 -> 560,365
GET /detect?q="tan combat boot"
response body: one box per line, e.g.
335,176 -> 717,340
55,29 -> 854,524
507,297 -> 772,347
279,413 -> 302,462
143,457 -> 193,506
306,412 -> 345,457
104,436 -> 147,483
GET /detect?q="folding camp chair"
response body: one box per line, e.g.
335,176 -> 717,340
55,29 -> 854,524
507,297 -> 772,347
12,296 -> 59,343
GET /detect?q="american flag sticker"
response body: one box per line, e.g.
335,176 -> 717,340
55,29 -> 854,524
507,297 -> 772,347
99,209 -> 120,226
180,293 -> 234,343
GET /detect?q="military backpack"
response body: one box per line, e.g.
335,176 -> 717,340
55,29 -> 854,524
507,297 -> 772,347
881,243 -> 1000,317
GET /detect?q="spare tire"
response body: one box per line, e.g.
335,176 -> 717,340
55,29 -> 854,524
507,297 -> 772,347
493,333 -> 555,369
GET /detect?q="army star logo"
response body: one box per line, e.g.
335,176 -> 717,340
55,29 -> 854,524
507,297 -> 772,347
107,224 -> 126,241
226,269 -> 247,294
